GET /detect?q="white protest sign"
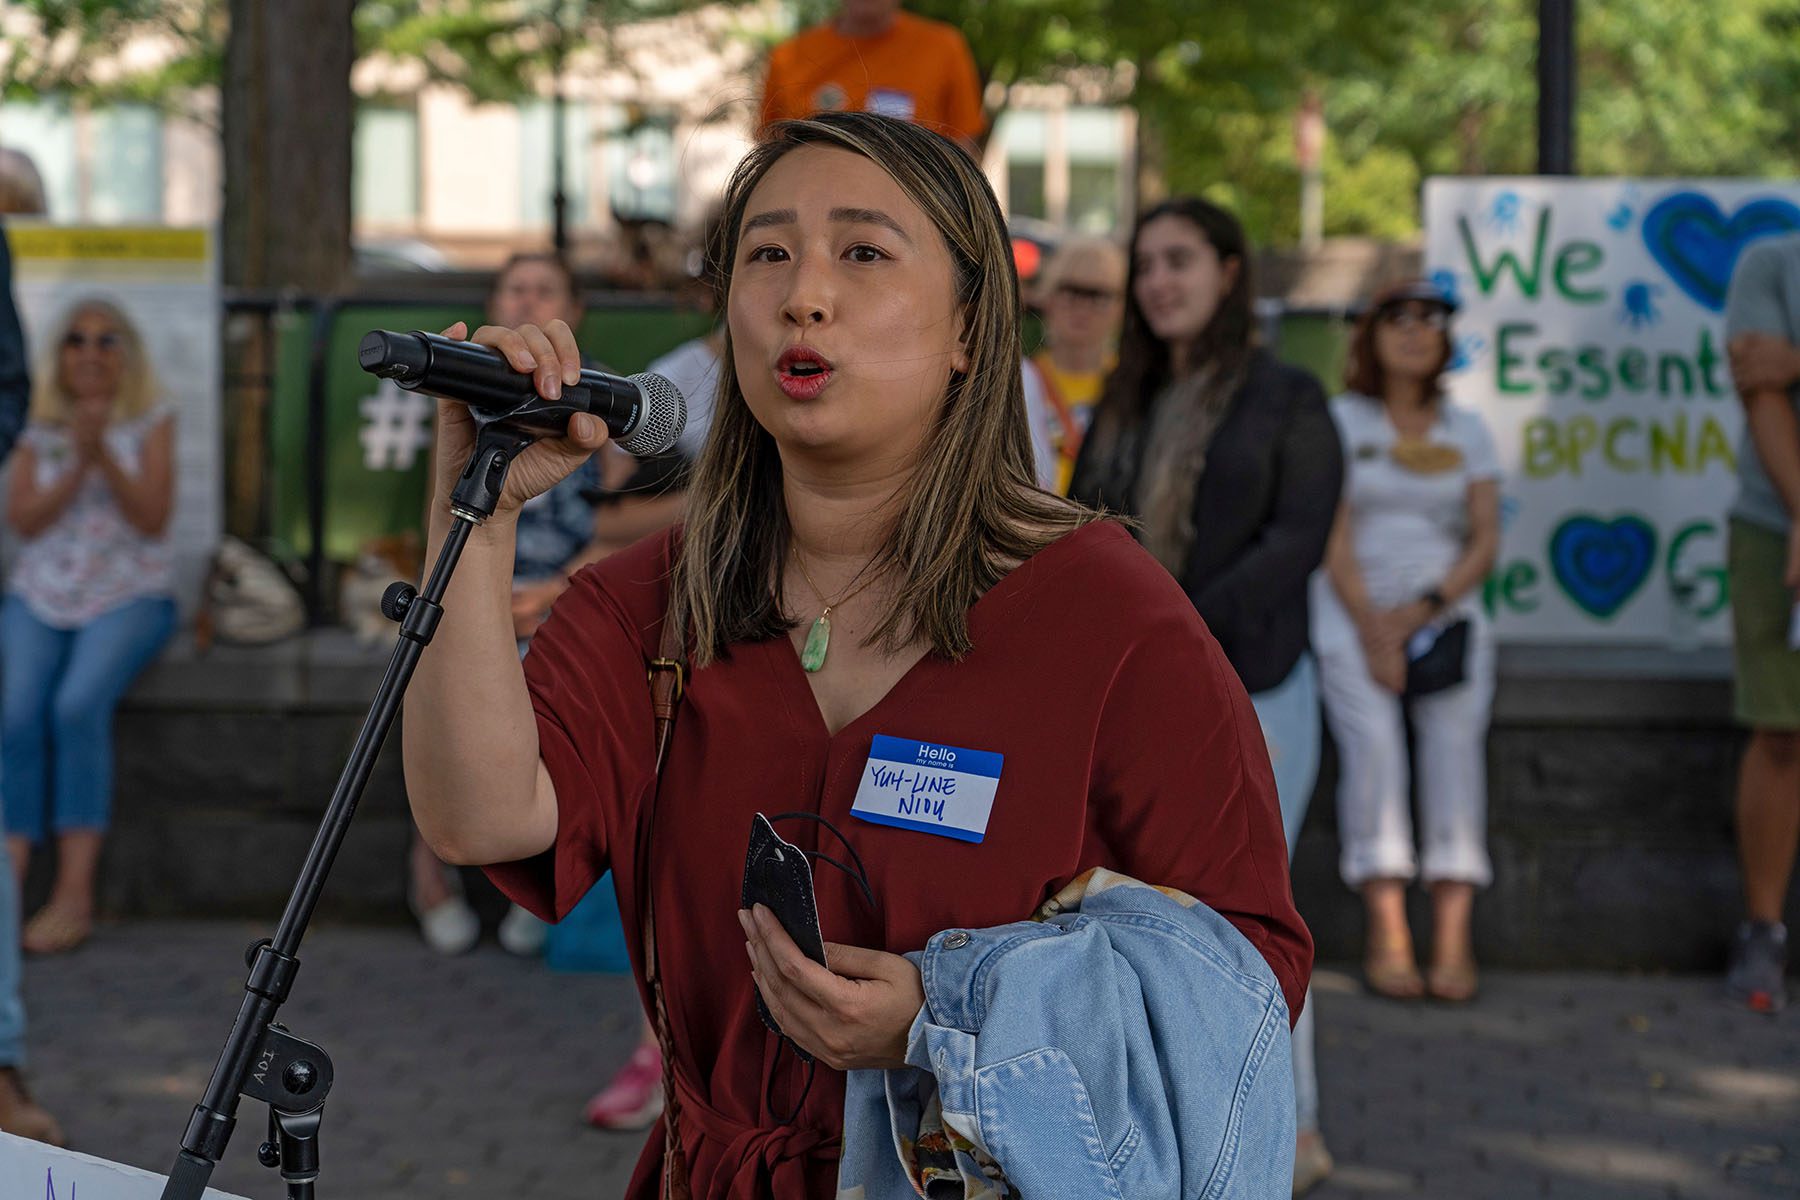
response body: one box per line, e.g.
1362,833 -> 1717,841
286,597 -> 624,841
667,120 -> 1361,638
0,1131 -> 248,1199
1423,178 -> 1800,644
5,225 -> 222,618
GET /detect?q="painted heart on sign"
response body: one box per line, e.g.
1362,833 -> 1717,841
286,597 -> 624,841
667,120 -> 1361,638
1641,192 -> 1800,312
1549,514 -> 1658,620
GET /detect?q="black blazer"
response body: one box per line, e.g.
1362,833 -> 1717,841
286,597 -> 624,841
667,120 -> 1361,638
1070,349 -> 1344,694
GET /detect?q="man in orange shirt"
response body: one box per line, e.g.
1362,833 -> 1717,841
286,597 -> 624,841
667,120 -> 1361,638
759,0 -> 986,148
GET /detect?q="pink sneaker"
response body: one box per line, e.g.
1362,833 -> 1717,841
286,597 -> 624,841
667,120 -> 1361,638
584,1045 -> 665,1130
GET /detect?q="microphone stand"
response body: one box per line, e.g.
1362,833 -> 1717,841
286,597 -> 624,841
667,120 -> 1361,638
160,417 -> 540,1200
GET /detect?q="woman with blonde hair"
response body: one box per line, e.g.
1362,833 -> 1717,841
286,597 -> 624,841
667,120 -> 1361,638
402,112 -> 1308,1195
3,297 -> 177,954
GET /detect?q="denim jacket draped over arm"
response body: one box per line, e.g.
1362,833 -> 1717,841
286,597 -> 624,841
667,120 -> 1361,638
838,868 -> 1296,1199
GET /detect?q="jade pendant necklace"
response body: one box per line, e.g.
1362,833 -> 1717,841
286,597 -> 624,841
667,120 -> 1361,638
790,546 -> 883,673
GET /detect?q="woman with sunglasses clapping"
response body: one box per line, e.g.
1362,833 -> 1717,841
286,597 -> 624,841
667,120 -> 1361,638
2,298 -> 177,954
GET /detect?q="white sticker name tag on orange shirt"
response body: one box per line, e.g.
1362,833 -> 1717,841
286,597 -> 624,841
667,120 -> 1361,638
850,735 -> 1002,844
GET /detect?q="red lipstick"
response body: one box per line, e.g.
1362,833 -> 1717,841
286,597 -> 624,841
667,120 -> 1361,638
776,345 -> 834,400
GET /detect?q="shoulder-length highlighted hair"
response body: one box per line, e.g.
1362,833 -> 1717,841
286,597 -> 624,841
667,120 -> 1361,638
670,111 -> 1092,668
30,297 -> 159,424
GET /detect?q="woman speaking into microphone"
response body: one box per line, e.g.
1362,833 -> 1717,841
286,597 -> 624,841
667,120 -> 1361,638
403,112 -> 1309,1198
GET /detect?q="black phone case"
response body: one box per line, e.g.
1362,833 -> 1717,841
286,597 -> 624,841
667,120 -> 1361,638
741,813 -> 828,1059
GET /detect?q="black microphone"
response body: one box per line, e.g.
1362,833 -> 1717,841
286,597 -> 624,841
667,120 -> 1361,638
357,329 -> 687,456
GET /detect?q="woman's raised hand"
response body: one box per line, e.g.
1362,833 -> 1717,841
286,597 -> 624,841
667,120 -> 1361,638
430,319 -> 611,519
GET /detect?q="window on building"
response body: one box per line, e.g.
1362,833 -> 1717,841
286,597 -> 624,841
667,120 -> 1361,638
1,99 -> 163,222
1,98 -> 78,218
1067,163 -> 1120,233
1066,107 -> 1124,234
90,105 -> 163,221
519,99 -> 591,229
354,103 -> 421,226
996,109 -> 1047,221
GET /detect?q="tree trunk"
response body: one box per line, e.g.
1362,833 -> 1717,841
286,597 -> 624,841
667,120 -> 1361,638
223,0 -> 354,291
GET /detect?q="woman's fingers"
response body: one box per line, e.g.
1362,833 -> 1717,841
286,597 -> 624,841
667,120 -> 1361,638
752,906 -> 850,1001
469,323 -> 539,373
741,916 -> 807,1034
743,907 -> 850,1010
509,325 -> 563,399
560,412 -> 608,450
545,319 -> 584,386
821,941 -> 903,982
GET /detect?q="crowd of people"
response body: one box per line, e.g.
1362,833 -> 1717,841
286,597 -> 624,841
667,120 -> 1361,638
0,1 -> 1792,1197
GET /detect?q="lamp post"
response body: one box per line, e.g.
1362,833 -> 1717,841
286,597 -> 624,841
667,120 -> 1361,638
549,0 -> 575,254
1538,0 -> 1576,175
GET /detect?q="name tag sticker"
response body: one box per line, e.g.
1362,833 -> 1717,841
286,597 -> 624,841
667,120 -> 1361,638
851,735 -> 1002,844
865,88 -> 917,121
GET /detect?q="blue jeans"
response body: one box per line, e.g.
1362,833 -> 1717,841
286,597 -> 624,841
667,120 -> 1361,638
1,594 -> 176,842
0,838 -> 20,1065
1250,652 -> 1322,1136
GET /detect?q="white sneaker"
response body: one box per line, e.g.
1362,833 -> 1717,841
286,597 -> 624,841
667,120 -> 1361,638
417,895 -> 481,956
409,863 -> 480,956
498,903 -> 549,957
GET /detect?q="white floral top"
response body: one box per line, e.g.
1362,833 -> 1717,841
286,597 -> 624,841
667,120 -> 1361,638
10,405 -> 175,628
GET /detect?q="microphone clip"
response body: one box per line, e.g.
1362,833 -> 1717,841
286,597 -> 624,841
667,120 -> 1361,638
449,417 -> 541,524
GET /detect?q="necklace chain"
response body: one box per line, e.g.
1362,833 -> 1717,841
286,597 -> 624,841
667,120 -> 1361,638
790,543 -> 883,617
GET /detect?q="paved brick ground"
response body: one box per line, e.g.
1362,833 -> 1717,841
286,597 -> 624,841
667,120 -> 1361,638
17,921 -> 1800,1199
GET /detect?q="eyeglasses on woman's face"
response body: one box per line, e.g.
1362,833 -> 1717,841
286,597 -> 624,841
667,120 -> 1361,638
1054,282 -> 1119,306
62,329 -> 123,352
1378,304 -> 1448,332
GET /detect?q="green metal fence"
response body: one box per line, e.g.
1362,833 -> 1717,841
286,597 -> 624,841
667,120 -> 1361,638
245,293 -> 1352,623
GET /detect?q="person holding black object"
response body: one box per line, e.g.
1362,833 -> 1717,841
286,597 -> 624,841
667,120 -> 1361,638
1309,280 -> 1501,1005
402,112 -> 1308,1197
1068,196 -> 1343,1195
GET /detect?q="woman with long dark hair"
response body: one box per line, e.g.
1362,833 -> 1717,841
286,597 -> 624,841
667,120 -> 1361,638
1070,196 -> 1343,1194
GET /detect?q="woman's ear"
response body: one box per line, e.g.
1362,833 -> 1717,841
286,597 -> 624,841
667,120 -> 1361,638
951,305 -> 972,374
1220,255 -> 1243,297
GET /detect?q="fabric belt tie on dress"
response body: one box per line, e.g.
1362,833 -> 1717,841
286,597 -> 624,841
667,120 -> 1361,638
673,1074 -> 840,1199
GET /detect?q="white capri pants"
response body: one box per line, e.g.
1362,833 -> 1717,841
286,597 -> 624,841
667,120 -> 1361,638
1311,578 -> 1496,888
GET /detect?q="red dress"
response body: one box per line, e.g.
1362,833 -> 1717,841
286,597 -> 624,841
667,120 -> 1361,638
488,520 -> 1311,1199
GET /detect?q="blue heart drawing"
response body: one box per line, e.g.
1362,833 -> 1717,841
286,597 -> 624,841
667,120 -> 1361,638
1642,192 -> 1800,312
1549,514 -> 1657,620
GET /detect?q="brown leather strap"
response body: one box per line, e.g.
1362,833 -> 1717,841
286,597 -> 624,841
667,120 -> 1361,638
644,611 -> 690,1199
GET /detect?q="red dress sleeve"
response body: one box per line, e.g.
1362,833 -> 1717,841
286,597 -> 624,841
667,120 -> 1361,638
1085,601 -> 1314,1021
481,553 -> 662,922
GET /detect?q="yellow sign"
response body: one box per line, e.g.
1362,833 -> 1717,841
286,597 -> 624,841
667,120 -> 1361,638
6,227 -> 210,262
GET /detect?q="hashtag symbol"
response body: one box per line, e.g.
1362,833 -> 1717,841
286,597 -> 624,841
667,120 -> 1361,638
359,381 -> 435,471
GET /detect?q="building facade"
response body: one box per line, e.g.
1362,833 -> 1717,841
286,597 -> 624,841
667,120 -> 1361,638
0,4 -> 1134,272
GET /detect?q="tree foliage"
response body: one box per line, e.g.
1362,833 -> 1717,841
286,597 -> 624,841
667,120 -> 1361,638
2,0 -> 224,111
2,0 -> 724,113
1312,0 -> 1800,246
6,0 -> 1800,247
